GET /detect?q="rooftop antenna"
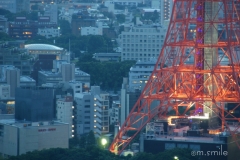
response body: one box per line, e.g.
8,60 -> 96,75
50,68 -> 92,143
69,39 -> 71,54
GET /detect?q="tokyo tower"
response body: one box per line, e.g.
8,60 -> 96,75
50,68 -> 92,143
110,0 -> 240,155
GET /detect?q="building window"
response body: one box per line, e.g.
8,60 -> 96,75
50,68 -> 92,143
85,105 -> 90,108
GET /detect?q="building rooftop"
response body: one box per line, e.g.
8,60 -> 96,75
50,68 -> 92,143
20,76 -> 35,82
0,119 -> 68,128
39,69 -> 90,77
25,44 -> 63,51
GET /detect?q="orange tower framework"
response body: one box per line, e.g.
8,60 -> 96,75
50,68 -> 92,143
110,0 -> 240,154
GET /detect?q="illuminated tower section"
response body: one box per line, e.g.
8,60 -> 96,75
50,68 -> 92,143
110,0 -> 240,154
203,2 -> 219,128
195,2 -> 219,127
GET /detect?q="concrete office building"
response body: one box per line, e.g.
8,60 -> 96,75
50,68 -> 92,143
74,92 -> 101,137
119,24 -> 167,61
0,0 -> 29,13
0,46 -> 32,75
92,53 -> 121,62
91,86 -> 109,134
74,86 -> 109,137
104,0 -> 142,7
151,0 -> 173,25
61,63 -> 75,82
0,85 -> 10,100
68,81 -> 90,94
109,100 -> 120,125
120,78 -> 141,126
0,66 -> 20,98
128,59 -> 156,91
9,17 -> 59,39
56,95 -> 74,138
81,27 -> 103,36
0,66 -> 36,98
38,27 -> 60,39
42,4 -> 58,23
0,119 -> 69,157
6,68 -> 20,98
38,68 -> 90,86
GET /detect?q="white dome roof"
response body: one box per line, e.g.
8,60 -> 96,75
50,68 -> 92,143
25,44 -> 63,51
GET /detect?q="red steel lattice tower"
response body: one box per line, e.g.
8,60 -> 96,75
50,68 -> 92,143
110,0 -> 240,154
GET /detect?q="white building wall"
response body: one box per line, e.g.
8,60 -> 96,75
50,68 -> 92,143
100,93 -> 109,133
18,124 -> 69,155
0,121 -> 69,157
43,4 -> 58,23
75,93 -> 102,138
159,0 -> 173,25
81,27 -> 103,36
56,97 -> 73,138
38,27 -> 60,39
110,101 -> 120,125
128,60 -> 156,91
120,26 -> 167,61
93,95 -> 103,136
0,84 -> 10,99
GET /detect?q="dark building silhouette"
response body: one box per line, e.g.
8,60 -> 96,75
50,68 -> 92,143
9,16 -> 58,39
31,54 -> 56,85
71,13 -> 96,36
15,87 -> 54,122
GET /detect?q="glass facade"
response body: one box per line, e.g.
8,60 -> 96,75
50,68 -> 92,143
15,87 -> 54,122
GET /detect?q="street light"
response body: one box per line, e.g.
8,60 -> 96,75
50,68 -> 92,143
101,138 -> 107,149
174,156 -> 179,160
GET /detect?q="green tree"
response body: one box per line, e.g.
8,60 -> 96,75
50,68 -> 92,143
86,130 -> 96,146
69,137 -> 79,149
79,135 -> 87,148
0,8 -> 15,21
31,4 -> 39,11
115,4 -> 125,10
0,32 -> 12,41
76,61 -> 136,90
151,10 -> 159,22
116,14 -> 126,24
59,20 -> 72,36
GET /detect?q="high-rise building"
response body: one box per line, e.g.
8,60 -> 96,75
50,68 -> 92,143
61,63 -> 75,82
0,65 -> 20,98
119,24 -> 167,61
109,100 -> 120,125
56,95 -> 74,138
6,68 -> 20,97
91,86 -> 109,134
0,0 -> 29,13
42,4 -> 58,23
15,87 -> 54,122
74,86 -> 109,137
160,0 -> 173,25
128,59 -> 156,91
120,78 -> 141,126
74,92 -> 99,137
